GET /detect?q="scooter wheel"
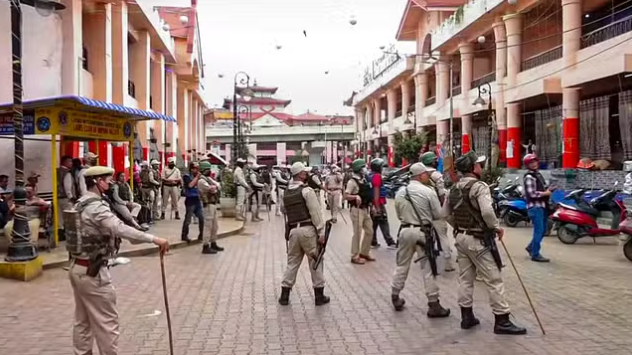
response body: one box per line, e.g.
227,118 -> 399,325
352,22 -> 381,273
623,240 -> 632,262
557,226 -> 578,245
503,212 -> 520,228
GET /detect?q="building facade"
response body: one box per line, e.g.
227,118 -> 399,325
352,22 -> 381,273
0,0 -> 206,193
353,0 -> 632,171
206,84 -> 354,166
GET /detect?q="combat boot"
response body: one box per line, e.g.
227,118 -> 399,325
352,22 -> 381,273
493,314 -> 527,335
202,244 -> 217,254
210,242 -> 224,252
460,307 -> 480,329
426,301 -> 450,318
314,287 -> 330,306
391,294 -> 405,311
160,212 -> 165,220
175,212 -> 180,220
278,287 -> 291,306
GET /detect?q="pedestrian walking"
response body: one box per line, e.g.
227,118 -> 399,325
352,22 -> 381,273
67,166 -> 169,355
390,162 -> 450,317
523,154 -> 552,262
345,159 -> 374,264
278,162 -> 330,306
446,151 -> 527,335
368,158 -> 396,249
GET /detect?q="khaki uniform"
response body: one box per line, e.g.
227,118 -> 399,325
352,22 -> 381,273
151,167 -> 162,219
429,170 -> 456,271
274,171 -> 288,216
161,166 -> 181,214
233,166 -> 249,220
76,165 -> 94,197
445,176 -> 511,315
249,172 -> 265,220
324,173 -> 343,221
391,180 -> 444,300
141,168 -> 160,219
69,191 -> 156,355
346,175 -> 373,257
57,166 -> 75,230
281,181 -> 326,288
198,176 -> 220,244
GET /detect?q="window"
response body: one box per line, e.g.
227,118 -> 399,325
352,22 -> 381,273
82,46 -> 88,70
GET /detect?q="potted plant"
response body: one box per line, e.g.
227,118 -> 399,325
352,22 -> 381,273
219,167 -> 237,217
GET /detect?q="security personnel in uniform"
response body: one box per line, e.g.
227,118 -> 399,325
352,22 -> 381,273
67,166 -> 169,355
279,162 -> 329,306
140,161 -> 160,223
345,159 -> 374,264
76,152 -> 98,197
324,164 -> 343,223
198,161 -> 224,254
150,159 -> 162,220
57,155 -> 76,239
161,156 -> 181,220
391,163 -> 450,317
249,164 -> 265,221
233,158 -> 250,221
274,165 -> 289,216
445,151 -> 527,335
308,166 -> 323,206
420,151 -> 456,272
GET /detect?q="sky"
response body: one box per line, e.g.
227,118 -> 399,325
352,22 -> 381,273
146,0 -> 414,115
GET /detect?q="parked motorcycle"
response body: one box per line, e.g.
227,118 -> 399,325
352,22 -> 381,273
617,196 -> 632,262
550,181 -> 627,244
384,173 -> 409,198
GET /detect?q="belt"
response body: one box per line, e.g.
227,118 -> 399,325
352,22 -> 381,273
74,258 -> 90,267
455,229 -> 486,238
288,221 -> 313,229
401,224 -> 423,229
329,188 -> 342,191
163,183 -> 178,187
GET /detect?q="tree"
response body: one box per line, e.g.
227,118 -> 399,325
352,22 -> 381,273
394,132 -> 427,164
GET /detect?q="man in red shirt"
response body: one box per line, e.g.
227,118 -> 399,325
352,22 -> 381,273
369,158 -> 396,248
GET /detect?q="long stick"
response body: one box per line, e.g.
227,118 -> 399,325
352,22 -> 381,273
500,240 -> 546,335
160,253 -> 175,355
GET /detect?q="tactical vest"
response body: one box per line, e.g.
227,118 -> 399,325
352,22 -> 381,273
200,176 -> 219,205
262,171 -> 271,184
524,171 -> 548,204
250,172 -> 262,191
448,180 -> 483,230
117,182 -> 132,202
65,198 -> 121,258
283,186 -> 311,224
140,170 -> 152,187
351,177 -> 372,208
308,173 -> 322,191
276,176 -> 288,189
57,167 -> 69,198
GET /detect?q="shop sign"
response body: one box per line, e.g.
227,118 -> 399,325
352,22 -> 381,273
363,44 -> 402,87
34,108 -> 134,141
0,113 -> 35,135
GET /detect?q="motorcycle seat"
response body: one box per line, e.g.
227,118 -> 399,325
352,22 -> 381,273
559,203 -> 599,216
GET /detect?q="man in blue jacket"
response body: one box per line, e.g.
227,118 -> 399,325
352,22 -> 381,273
181,162 -> 204,242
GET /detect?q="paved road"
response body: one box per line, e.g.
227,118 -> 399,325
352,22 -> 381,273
0,207 -> 631,355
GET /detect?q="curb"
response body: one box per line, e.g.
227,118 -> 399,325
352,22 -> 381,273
42,222 -> 245,270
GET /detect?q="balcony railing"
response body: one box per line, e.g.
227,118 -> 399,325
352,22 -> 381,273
521,46 -> 562,71
425,96 -> 436,106
471,72 -> 495,89
408,104 -> 415,113
128,80 -> 136,98
451,86 -> 462,96
581,16 -> 632,49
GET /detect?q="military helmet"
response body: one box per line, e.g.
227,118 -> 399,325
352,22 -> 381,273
351,159 -> 366,173
199,161 -> 212,172
370,158 -> 385,172
455,151 -> 486,173
420,152 -> 437,165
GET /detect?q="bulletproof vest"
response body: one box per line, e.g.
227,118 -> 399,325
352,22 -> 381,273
448,180 -> 483,230
351,177 -> 373,208
276,175 -> 288,188
57,167 -> 69,198
65,197 -> 120,258
262,171 -> 271,184
140,169 -> 151,186
308,173 -> 322,191
200,176 -> 219,205
368,172 -> 387,198
117,182 -> 131,202
283,186 -> 311,224
250,172 -> 262,191
524,171 -> 548,204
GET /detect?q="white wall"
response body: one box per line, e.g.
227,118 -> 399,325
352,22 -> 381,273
0,5 -> 63,103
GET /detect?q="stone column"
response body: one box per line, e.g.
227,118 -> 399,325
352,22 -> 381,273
401,80 -> 410,123
83,2 -> 112,102
414,72 -> 428,132
459,43 -> 474,154
61,0 -> 83,96
562,0 -> 582,168
373,99 -> 381,150
387,134 -> 395,167
436,60 -> 450,104
365,103 -> 372,156
111,0 -> 128,105
504,14 -> 523,168
437,119 -> 450,159
493,20 -> 508,163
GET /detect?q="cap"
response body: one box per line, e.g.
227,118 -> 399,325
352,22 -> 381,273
199,161 -> 212,171
410,162 -> 434,176
28,172 -> 41,179
290,162 -> 310,176
236,158 -> 246,163
84,166 -> 115,177
84,152 -> 98,159
167,157 -> 176,163
140,161 -> 149,167
150,159 -> 160,165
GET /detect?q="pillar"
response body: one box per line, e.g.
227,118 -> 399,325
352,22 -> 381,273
177,86 -> 189,163
414,72 -> 428,131
459,43 -> 475,155
436,119 -> 450,160
436,60 -> 450,104
111,0 -> 128,105
165,69 -> 177,154
562,0 -> 582,169
83,2 -> 112,101
461,115 -> 472,153
61,0 -> 82,96
507,103 -> 522,168
131,31 -> 151,146
387,89 -> 396,133
151,54 -> 166,148
387,134 -> 395,167
373,98 -> 381,154
493,21 -> 508,163
401,80 -> 410,122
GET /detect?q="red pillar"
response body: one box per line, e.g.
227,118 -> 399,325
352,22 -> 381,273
506,128 -> 521,168
498,128 -> 508,164
112,144 -> 126,177
563,118 -> 580,168
142,147 -> 149,161
61,139 -> 79,158
461,134 -> 471,154
98,141 -> 108,166
88,141 -> 97,154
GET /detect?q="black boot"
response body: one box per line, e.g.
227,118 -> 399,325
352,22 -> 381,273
160,212 -> 165,220
202,244 -> 217,254
391,294 -> 405,311
181,236 -> 191,243
460,307 -> 480,329
211,242 -> 224,252
314,287 -> 330,306
278,287 -> 291,306
493,314 -> 527,335
427,301 -> 450,318
197,234 -> 203,241
175,212 -> 180,220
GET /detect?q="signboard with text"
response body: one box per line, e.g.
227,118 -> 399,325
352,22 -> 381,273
34,108 -> 134,141
0,113 -> 36,135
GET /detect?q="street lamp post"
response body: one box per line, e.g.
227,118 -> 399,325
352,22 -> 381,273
6,0 -> 66,263
232,72 -> 252,163
472,81 -> 494,169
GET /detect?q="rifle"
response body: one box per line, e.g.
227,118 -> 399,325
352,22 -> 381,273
312,220 -> 333,270
404,188 -> 440,277
283,213 -> 289,253
459,180 -> 503,270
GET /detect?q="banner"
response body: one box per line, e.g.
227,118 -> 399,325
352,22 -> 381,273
0,113 -> 36,135
34,108 -> 134,141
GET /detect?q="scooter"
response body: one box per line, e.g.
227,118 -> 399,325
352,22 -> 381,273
550,181 -> 627,244
618,217 -> 632,262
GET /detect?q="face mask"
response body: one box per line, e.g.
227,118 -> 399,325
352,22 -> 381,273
203,170 -> 211,176
97,178 -> 111,193
168,163 -> 175,168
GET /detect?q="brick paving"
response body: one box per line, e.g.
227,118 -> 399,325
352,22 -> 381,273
1,205 -> 631,355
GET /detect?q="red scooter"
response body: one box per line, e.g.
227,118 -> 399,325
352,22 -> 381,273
618,218 -> 632,262
550,182 -> 626,244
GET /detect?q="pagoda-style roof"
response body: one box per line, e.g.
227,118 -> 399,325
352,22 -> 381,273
223,97 -> 291,108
